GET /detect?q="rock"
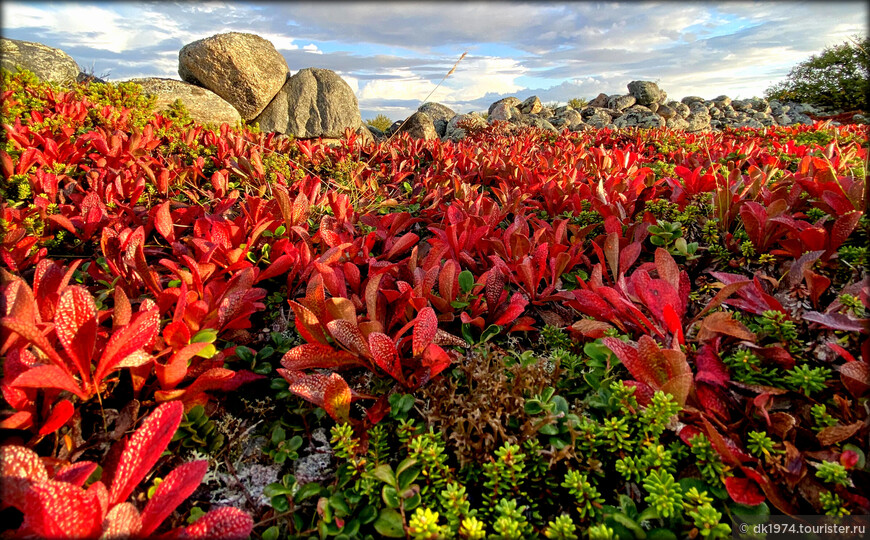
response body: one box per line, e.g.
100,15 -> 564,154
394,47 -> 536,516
77,72 -> 106,85
627,81 -> 665,106
539,107 -> 555,118
647,102 -> 660,113
657,104 -> 676,120
1,38 -> 79,86
734,118 -> 764,129
366,124 -> 385,139
522,116 -> 558,132
607,94 -> 636,111
584,108 -> 612,128
179,32 -> 289,120
396,111 -> 438,140
669,102 -> 691,117
128,77 -> 242,126
418,102 -> 456,137
666,116 -> 690,130
444,113 -> 486,141
685,111 -> 712,132
853,113 -> 869,124
488,97 -> 521,116
612,105 -> 665,129
253,67 -> 361,139
713,95 -> 732,108
588,93 -> 609,108
681,96 -> 706,105
519,95 -> 542,115
689,101 -> 709,115
489,102 -> 522,123
387,120 -> 404,135
557,108 -> 584,126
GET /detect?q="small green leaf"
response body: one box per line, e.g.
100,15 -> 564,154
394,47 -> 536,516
262,526 -> 280,540
235,346 -> 255,363
373,508 -> 405,537
191,328 -> 218,344
371,464 -> 397,487
294,482 -> 321,503
381,485 -> 400,508
458,270 -> 474,294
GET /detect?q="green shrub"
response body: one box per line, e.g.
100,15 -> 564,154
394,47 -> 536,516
366,113 -> 393,132
765,36 -> 869,111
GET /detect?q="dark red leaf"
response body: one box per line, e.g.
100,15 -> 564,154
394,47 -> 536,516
724,476 -> 766,506
139,461 -> 208,537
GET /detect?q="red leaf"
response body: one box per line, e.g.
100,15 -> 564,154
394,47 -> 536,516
368,332 -> 404,383
101,501 -> 142,539
326,319 -> 371,358
493,292 -> 528,327
22,479 -> 103,539
54,287 -> 98,384
803,311 -> 868,333
12,364 -> 87,400
177,506 -> 253,540
0,445 -> 48,510
485,267 -> 505,310
413,307 -> 438,357
54,461 -> 99,486
386,232 -> 419,260
840,362 -> 870,397
697,311 -> 755,342
109,401 -> 184,506
280,343 -> 364,371
723,476 -> 766,506
154,201 -> 175,243
0,317 -> 69,374
289,301 -> 329,345
278,370 -> 352,422
95,307 -> 160,383
139,461 -> 208,537
38,398 -> 75,436
654,248 -> 680,291
156,342 -> 212,390
694,344 -> 730,387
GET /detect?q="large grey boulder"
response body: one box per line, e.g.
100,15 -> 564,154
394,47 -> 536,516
613,105 -> 665,129
396,111 -> 438,140
418,102 -> 456,137
588,93 -> 609,108
128,78 -> 242,126
584,108 -> 612,128
657,104 -> 676,120
488,97 -> 521,116
666,116 -> 690,130
253,68 -> 362,139
1,38 -> 79,85
627,81 -> 665,106
685,111 -> 712,132
444,113 -> 486,142
522,116 -> 558,132
179,32 -> 289,120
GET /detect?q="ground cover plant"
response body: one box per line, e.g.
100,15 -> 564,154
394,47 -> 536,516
1,68 -> 868,539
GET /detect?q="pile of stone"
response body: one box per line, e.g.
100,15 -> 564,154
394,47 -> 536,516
1,34 -> 861,144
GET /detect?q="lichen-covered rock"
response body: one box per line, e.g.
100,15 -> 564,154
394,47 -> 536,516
666,116 -> 690,130
128,78 -> 242,126
179,32 -> 289,120
489,102 -> 522,123
613,105 -> 665,129
253,68 -> 361,139
627,81 -> 665,106
685,111 -> 712,132
418,102 -> 456,137
444,113 -> 486,141
681,96 -> 706,105
488,97 -> 521,116
1,38 -> 79,85
396,111 -> 438,140
519,95 -> 542,115
657,104 -> 676,120
588,93 -> 609,108
607,94 -> 637,111
584,108 -> 612,128
521,115 -> 558,132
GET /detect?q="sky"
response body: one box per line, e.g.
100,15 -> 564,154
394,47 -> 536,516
2,1 -> 867,121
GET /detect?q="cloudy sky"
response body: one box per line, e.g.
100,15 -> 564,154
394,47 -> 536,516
2,1 -> 866,120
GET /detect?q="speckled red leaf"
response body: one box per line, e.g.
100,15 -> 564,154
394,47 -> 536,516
0,445 -> 48,510
603,337 -> 643,382
364,273 -> 385,322
22,479 -> 103,539
280,343 -> 364,371
95,307 -> 160,384
830,211 -> 861,252
413,307 -> 438,357
177,506 -> 253,540
54,461 -> 98,487
569,290 -> 616,321
289,301 -> 328,345
623,380 -> 655,406
803,311 -> 868,333
696,383 -> 730,421
840,361 -> 870,397
162,320 -> 191,351
55,286 -> 98,384
438,260 -> 459,302
368,332 -> 404,383
278,370 -> 351,422
139,460 -> 208,537
697,311 -> 755,342
109,401 -> 184,506
113,287 -> 132,329
421,343 -> 452,381
327,319 -> 371,358
155,201 -> 175,243
485,267 -> 505,310
12,364 -> 87,399
102,501 -> 142,539
723,476 -> 766,506
38,398 -> 75,436
155,342 -> 212,390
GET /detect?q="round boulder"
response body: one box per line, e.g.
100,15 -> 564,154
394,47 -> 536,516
396,111 -> 438,140
627,81 -> 665,106
179,32 -> 290,120
253,68 -> 362,139
488,97 -> 521,116
128,78 -> 242,126
418,102 -> 456,137
1,38 -> 79,86
445,113 -> 486,142
519,95 -> 543,115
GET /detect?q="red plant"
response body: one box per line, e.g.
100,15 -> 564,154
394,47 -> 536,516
0,401 -> 253,539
